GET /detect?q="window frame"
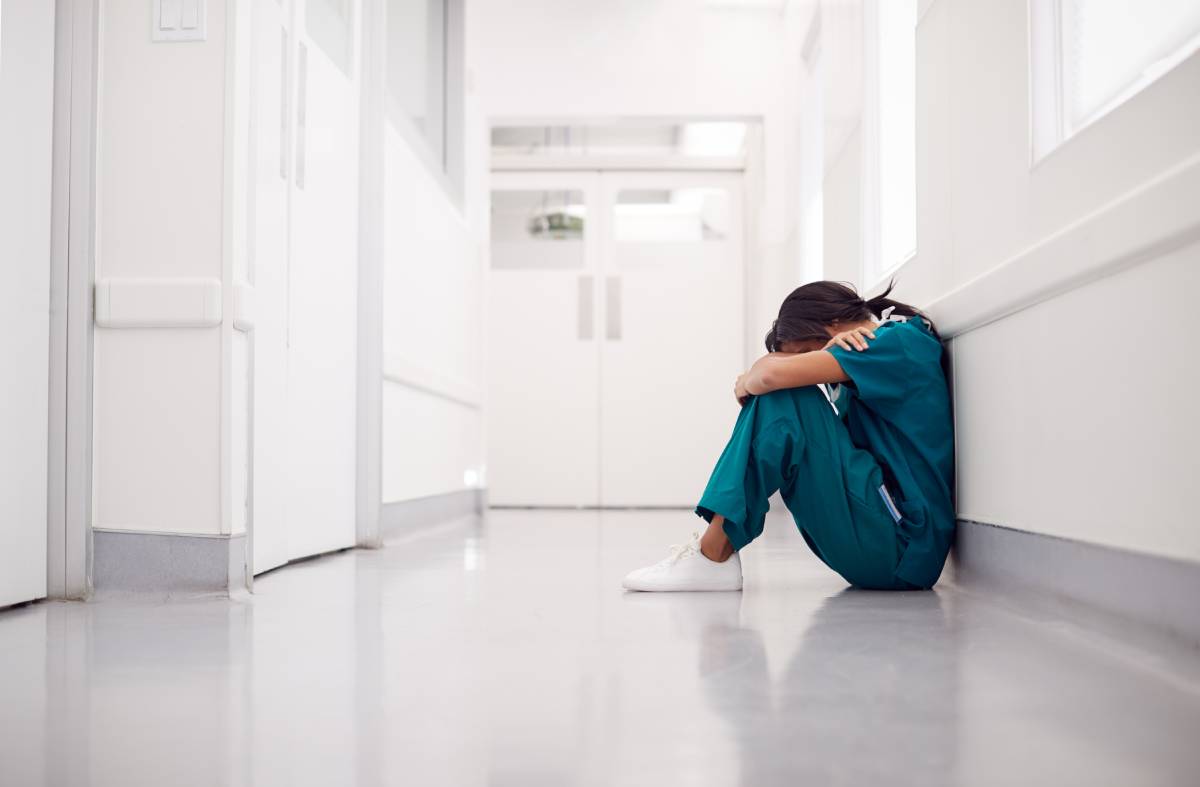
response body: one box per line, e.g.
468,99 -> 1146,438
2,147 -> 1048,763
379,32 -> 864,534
1029,0 -> 1200,162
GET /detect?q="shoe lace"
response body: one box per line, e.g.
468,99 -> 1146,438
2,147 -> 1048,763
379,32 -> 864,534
663,533 -> 702,567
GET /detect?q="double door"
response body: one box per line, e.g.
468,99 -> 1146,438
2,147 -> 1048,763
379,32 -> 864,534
487,170 -> 745,507
248,0 -> 359,573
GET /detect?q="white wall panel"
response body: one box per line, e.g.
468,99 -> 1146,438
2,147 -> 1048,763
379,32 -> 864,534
92,330 -> 222,534
382,385 -> 482,503
383,125 -> 482,394
92,0 -> 228,536
952,242 -> 1200,561
380,120 -> 484,504
470,0 -> 779,120
96,1 -> 227,281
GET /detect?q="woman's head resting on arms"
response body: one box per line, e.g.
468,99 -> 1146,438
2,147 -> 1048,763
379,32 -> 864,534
765,280 -> 938,354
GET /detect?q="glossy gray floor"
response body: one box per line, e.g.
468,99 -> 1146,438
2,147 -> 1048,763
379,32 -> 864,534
2,510 -> 1199,786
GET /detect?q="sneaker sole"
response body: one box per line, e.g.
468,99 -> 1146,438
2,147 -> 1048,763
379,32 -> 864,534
622,577 -> 743,592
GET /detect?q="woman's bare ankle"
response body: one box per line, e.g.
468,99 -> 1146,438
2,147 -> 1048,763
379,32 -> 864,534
700,516 -> 736,563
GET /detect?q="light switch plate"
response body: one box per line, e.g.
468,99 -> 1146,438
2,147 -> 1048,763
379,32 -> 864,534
153,0 -> 207,43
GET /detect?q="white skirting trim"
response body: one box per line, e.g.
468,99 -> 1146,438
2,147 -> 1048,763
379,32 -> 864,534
381,488 -> 485,538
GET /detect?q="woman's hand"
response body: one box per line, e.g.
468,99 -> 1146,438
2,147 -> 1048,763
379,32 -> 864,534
734,373 -> 751,406
823,325 -> 876,352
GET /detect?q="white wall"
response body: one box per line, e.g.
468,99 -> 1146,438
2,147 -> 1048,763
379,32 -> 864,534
92,0 -> 228,536
380,120 -> 486,504
380,0 -> 492,506
951,244 -> 1200,559
90,0 -> 486,553
470,0 -> 780,120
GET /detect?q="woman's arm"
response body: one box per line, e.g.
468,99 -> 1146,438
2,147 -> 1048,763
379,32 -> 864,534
742,351 -> 849,396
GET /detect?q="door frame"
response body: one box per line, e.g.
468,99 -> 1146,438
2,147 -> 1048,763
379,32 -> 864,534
46,0 -> 99,599
357,0 -> 384,548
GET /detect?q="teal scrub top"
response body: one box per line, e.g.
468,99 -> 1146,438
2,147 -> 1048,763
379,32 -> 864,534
827,317 -> 955,588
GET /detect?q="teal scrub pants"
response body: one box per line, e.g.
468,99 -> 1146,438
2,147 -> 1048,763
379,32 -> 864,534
696,386 -> 914,590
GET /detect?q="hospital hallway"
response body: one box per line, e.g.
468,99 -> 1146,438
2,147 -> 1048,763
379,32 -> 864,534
4,0 -> 1200,783
2,509 -> 1198,787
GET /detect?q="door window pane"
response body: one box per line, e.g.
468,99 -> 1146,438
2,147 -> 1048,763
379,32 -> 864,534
613,189 -> 731,243
491,190 -> 586,270
388,0 -> 446,164
306,0 -> 353,74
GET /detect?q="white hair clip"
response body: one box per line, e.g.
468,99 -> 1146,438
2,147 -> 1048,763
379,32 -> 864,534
880,305 -> 907,323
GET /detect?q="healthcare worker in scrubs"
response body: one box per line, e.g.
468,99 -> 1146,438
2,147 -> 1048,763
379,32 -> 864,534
622,280 -> 954,592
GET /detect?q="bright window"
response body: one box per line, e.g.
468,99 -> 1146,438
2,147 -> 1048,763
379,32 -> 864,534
1031,0 -> 1200,158
864,0 -> 917,284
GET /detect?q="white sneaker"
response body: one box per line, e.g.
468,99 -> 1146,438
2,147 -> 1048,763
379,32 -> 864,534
622,533 -> 743,592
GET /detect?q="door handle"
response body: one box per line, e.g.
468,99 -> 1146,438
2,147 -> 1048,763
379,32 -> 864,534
295,41 -> 308,190
578,275 -> 594,340
279,27 -> 290,180
606,275 -> 621,341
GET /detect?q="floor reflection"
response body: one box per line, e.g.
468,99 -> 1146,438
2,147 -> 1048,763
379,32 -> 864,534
698,589 -> 959,786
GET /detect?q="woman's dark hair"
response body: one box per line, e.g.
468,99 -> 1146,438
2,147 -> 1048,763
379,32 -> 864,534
764,279 -> 938,352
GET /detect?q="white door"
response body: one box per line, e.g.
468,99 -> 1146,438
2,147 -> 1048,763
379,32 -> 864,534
0,0 -> 55,605
284,0 -> 359,559
249,0 -> 293,573
487,173 -> 602,506
249,0 -> 359,571
486,170 -> 744,507
598,172 -> 744,506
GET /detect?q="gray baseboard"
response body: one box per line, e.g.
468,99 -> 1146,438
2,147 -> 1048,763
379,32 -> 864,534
951,519 -> 1200,644
93,529 -> 249,596
381,488 -> 485,539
